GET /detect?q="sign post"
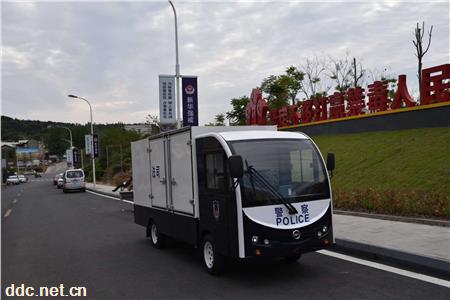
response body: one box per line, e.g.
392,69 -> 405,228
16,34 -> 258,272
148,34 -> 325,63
182,76 -> 199,127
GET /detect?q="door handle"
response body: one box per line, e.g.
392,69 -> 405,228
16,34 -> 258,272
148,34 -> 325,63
160,177 -> 166,184
171,177 -> 176,185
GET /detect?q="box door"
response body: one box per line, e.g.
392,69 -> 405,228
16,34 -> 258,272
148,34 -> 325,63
131,139 -> 151,207
149,139 -> 168,209
169,132 -> 194,215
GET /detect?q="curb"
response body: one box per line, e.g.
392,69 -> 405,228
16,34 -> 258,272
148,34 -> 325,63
86,187 -> 121,199
334,238 -> 450,278
334,210 -> 450,227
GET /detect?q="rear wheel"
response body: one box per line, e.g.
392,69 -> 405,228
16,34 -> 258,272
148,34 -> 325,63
149,222 -> 164,249
63,189 -> 67,193
202,234 -> 225,275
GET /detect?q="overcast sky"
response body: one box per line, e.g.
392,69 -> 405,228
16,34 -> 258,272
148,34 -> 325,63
2,0 -> 449,125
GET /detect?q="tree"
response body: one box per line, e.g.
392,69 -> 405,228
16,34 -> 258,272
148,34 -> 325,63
299,56 -> 330,99
327,52 -> 353,92
205,114 -> 226,126
261,66 -> 304,109
145,114 -> 160,136
412,22 -> 433,98
285,66 -> 305,104
260,75 -> 289,109
367,66 -> 397,100
226,96 -> 249,125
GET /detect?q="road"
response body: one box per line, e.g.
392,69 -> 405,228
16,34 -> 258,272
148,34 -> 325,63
2,168 -> 449,299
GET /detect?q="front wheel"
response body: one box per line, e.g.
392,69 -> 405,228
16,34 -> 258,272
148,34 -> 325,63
202,234 -> 225,275
149,222 -> 165,249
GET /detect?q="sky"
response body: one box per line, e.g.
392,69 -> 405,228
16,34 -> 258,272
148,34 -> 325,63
2,0 -> 449,126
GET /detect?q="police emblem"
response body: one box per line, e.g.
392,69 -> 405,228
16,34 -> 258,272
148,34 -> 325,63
212,200 -> 220,221
185,84 -> 195,95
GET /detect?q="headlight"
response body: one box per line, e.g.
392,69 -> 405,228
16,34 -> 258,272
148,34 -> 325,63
252,236 -> 259,243
263,239 -> 270,245
317,231 -> 323,237
322,225 -> 328,233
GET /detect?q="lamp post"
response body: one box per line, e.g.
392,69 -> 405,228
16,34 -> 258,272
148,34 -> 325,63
67,94 -> 96,188
48,125 -> 73,149
168,0 -> 181,128
47,125 -> 74,168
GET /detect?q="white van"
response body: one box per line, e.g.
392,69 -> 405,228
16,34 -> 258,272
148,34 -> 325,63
63,169 -> 86,193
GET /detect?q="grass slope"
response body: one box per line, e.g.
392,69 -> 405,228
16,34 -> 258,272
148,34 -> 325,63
312,127 -> 450,218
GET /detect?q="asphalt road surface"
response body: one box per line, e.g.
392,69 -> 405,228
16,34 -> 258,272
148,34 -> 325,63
2,170 -> 449,299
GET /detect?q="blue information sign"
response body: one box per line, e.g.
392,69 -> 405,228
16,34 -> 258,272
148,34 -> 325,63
182,76 -> 198,127
93,134 -> 99,158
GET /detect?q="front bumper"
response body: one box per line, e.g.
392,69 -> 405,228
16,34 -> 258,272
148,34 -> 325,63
243,206 -> 334,259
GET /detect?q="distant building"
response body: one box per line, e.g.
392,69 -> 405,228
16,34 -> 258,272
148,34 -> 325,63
124,124 -> 152,135
1,139 -> 45,169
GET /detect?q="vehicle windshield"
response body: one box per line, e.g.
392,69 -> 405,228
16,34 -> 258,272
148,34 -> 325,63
229,139 -> 330,208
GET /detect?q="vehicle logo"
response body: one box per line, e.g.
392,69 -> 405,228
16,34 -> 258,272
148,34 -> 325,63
292,230 -> 301,240
185,84 -> 195,95
212,200 -> 220,221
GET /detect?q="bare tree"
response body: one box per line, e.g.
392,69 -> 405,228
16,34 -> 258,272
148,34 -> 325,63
300,56 -> 330,99
351,57 -> 365,88
327,51 -> 353,92
145,114 -> 160,135
412,22 -> 433,98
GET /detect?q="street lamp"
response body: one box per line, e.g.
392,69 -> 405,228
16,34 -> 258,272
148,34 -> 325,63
48,125 -> 73,149
67,94 -> 96,188
168,0 -> 182,128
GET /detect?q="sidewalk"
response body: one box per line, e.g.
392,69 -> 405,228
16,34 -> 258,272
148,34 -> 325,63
333,214 -> 450,275
85,182 -> 449,275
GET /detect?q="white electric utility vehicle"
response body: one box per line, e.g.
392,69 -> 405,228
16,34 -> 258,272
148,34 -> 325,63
132,126 -> 335,274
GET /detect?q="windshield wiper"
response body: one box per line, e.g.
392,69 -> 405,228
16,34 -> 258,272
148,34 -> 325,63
245,161 -> 298,215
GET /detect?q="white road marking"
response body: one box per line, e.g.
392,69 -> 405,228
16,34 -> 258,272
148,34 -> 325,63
12,199 -> 18,204
318,250 -> 450,288
86,190 -> 134,204
17,193 -> 21,197
86,190 -> 448,288
4,209 -> 12,218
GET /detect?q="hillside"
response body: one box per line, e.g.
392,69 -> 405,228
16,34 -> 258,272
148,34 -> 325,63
312,127 -> 450,219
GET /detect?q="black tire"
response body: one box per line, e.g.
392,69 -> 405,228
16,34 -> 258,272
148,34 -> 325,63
202,234 -> 225,275
57,185 -> 61,189
148,222 -> 165,249
284,253 -> 302,264
81,188 -> 86,192
63,189 -> 67,193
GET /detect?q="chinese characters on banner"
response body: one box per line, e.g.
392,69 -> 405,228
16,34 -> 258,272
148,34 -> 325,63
246,64 -> 450,127
159,75 -> 176,127
182,76 -> 199,127
84,135 -> 92,155
92,134 -> 99,158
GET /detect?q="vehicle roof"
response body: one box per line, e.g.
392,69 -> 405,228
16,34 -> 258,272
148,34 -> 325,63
218,130 -> 309,141
65,169 -> 84,173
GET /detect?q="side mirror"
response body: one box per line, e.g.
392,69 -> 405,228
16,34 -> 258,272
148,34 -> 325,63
228,155 -> 244,178
326,153 -> 335,172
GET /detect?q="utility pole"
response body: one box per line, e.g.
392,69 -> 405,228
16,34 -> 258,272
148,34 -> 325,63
169,0 -> 182,128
